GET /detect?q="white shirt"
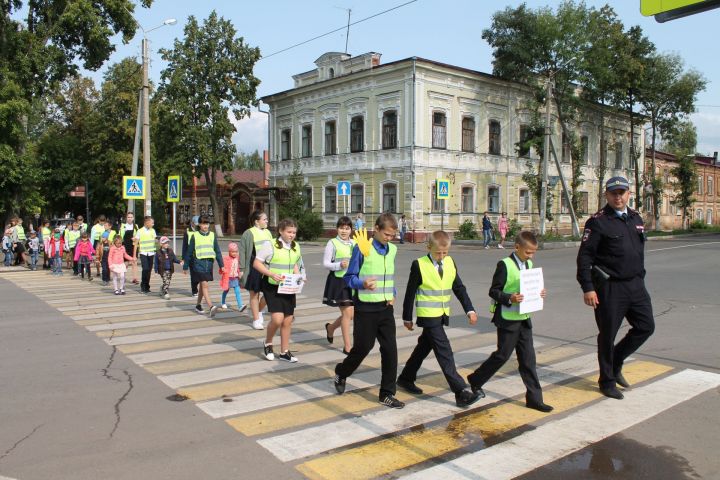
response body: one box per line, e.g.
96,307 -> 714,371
256,238 -> 304,274
323,237 -> 354,271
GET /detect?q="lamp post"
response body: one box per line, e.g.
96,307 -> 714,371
125,11 -> 177,216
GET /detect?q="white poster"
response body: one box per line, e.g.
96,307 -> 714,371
519,268 -> 544,315
277,273 -> 305,295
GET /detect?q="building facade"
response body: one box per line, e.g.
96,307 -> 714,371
263,52 -> 643,239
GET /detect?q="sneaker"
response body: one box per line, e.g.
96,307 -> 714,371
209,305 -> 218,318
484,246 -> 490,250
263,344 -> 275,361
397,378 -> 423,395
163,294 -> 171,300
278,350 -> 298,363
114,290 -> 120,295
192,292 -> 198,297
120,290 -> 125,295
221,304 -> 228,309
239,305 -> 247,313
379,395 -> 405,409
252,318 -> 264,330
334,374 -> 346,394
102,281 -> 108,286
498,244 -> 505,249
195,304 -> 205,315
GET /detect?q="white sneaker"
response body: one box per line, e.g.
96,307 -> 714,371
263,344 -> 274,361
164,293 -> 171,300
484,246 -> 490,250
498,244 -> 504,249
221,304 -> 228,309
252,318 -> 264,330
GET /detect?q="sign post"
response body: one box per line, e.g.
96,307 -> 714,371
167,175 -> 181,252
436,179 -> 450,231
338,181 -> 351,217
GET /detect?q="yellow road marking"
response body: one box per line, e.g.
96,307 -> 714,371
296,361 -> 672,480
228,345 -> 580,436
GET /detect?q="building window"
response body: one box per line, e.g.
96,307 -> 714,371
708,176 -> 714,196
303,186 -> 313,210
281,129 -> 291,161
614,142 -> 623,169
707,209 -> 713,224
698,175 -> 703,195
487,186 -> 500,213
461,186 -> 473,213
324,121 -> 336,155
329,67 -> 334,79
488,120 -> 501,155
302,124 -> 312,158
696,208 -> 702,221
518,124 -> 531,158
350,116 -> 364,153
432,111 -> 447,149
562,133 -> 571,163
561,195 -> 570,214
519,188 -> 530,213
431,184 -> 445,213
578,191 -> 589,214
382,183 -> 397,213
581,136 -> 589,164
382,110 -> 397,149
324,185 -> 336,213
462,117 -> 475,152
351,184 -> 363,213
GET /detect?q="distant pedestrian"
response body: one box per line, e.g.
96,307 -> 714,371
497,212 -> 508,249
27,231 -> 40,270
48,228 -> 65,275
40,220 -> 51,269
399,214 -> 408,244
64,222 -> 81,274
2,228 -> 14,266
354,213 -> 365,231
219,242 -> 246,312
482,212 -> 493,249
154,236 -> 182,300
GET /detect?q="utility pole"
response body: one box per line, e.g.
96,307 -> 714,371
540,77 -> 553,235
142,37 -> 152,217
129,92 -> 142,214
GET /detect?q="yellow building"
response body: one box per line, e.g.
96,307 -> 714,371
262,52 -> 643,239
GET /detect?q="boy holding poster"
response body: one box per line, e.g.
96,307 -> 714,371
467,231 -> 553,412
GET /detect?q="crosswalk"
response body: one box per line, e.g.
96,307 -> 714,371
2,268 -> 719,480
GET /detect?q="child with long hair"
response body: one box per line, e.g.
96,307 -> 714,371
322,216 -> 355,354
108,235 -> 134,295
74,231 -> 95,280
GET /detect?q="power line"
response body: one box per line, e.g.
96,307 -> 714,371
258,0 -> 418,61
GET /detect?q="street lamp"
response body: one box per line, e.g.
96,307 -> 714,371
125,10 -> 177,216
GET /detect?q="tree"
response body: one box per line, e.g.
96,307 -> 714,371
666,121 -> 698,230
277,160 -> 323,240
235,150 -> 264,170
638,53 -> 706,229
157,11 -> 260,234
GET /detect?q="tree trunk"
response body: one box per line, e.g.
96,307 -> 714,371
651,124 -> 660,230
204,168 -> 224,237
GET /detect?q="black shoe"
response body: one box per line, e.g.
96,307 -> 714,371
615,371 -> 631,389
469,383 -> 486,398
325,322 -> 334,344
195,304 -> 205,315
342,348 -> 351,356
397,378 -> 423,395
526,401 -> 554,412
600,385 -> 624,400
334,374 -> 346,394
379,394 -> 405,409
456,389 -> 482,408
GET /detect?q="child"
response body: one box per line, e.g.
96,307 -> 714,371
154,236 -> 182,300
74,231 -> 95,280
467,231 -> 552,412
64,222 -> 80,273
133,215 -> 157,294
183,215 -> 223,317
48,229 -> 65,275
27,231 -> 40,270
397,230 -> 481,408
108,235 -> 134,294
2,228 -> 13,267
90,215 -> 106,276
239,210 -> 272,330
97,228 -> 113,286
120,212 -> 139,284
253,218 -> 305,363
40,220 -> 51,269
219,242 -> 247,312
322,216 -> 355,354
334,213 -> 404,409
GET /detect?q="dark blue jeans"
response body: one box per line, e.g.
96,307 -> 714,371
483,229 -> 492,247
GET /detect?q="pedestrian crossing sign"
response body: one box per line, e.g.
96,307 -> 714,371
123,176 -> 146,200
436,179 -> 450,200
167,175 -> 181,203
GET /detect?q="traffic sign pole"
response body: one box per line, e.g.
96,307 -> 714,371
173,202 -> 177,253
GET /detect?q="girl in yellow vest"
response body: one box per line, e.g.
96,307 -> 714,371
239,210 -> 272,330
253,218 -> 305,363
183,215 -> 224,317
333,213 -> 405,409
40,220 -> 51,269
466,231 -> 553,413
322,216 -> 355,354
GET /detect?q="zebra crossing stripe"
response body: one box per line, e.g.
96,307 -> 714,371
258,351 -> 596,462
295,361 -> 672,480
399,368 -> 720,480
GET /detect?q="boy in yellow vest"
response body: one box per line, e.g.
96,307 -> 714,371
334,213 -> 404,409
133,216 -> 157,294
467,231 -> 553,412
397,230 -> 483,408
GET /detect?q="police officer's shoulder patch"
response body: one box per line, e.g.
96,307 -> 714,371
591,209 -> 605,219
582,228 -> 591,242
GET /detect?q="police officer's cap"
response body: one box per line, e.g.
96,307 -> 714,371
605,176 -> 630,192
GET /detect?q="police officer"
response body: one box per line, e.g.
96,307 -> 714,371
576,176 -> 655,400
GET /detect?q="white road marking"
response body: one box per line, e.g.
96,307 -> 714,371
400,369 -> 720,480
647,240 -> 720,252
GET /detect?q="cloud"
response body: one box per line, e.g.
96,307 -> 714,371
691,111 -> 720,155
230,111 -> 268,154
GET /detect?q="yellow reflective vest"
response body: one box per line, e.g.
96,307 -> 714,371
489,257 -> 534,321
266,241 -> 302,286
415,255 -> 456,318
250,226 -> 273,253
194,231 -> 216,259
137,228 -> 157,254
330,237 -> 355,278
357,242 -> 396,303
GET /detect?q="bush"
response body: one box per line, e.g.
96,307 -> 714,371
506,218 -> 521,240
690,219 -> 708,230
296,210 -> 324,241
455,219 -> 478,240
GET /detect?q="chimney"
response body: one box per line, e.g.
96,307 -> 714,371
714,151 -> 718,165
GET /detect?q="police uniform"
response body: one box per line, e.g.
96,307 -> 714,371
576,177 -> 655,396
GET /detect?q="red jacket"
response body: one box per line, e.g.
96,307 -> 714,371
219,255 -> 241,291
74,239 -> 95,261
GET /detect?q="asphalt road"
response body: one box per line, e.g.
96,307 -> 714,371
1,234 -> 718,479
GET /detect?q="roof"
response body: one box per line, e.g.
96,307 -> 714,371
194,170 -> 265,187
646,148 -> 719,167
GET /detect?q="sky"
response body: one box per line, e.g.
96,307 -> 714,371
87,0 -> 720,156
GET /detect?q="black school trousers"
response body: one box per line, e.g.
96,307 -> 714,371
335,305 -> 397,399
399,324 -> 467,393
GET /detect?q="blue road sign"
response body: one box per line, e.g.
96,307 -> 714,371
338,181 -> 351,196
123,176 -> 146,200
436,179 -> 450,199
167,175 -> 181,203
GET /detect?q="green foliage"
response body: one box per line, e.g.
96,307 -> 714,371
661,120 -> 697,154
235,150 -> 264,170
455,219 -> 478,240
506,218 -> 521,240
670,155 -> 697,229
689,219 -> 708,230
277,159 -> 324,241
521,160 -> 553,221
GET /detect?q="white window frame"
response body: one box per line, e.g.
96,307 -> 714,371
323,184 -> 337,213
487,184 -> 501,213
460,184 -> 475,213
381,181 -> 398,214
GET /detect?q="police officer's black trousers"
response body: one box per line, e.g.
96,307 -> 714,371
594,276 -> 655,388
467,320 -> 543,404
336,306 -> 397,399
399,324 -> 467,393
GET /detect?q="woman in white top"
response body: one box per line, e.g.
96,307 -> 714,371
322,216 -> 355,354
